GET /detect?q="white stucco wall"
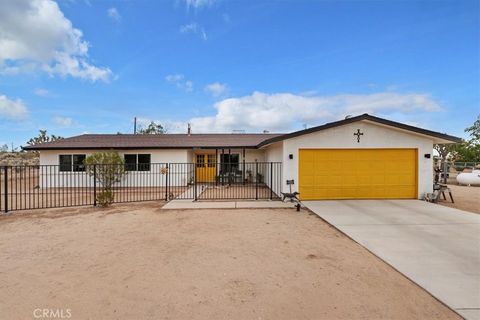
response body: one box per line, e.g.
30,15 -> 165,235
39,149 -> 191,188
264,142 -> 283,163
275,120 -> 434,199
39,149 -> 190,166
38,148 -> 269,188
262,142 -> 283,196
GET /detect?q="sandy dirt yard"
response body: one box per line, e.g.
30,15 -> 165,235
0,203 -> 460,320
437,184 -> 480,214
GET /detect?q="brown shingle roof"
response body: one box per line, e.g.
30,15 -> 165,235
23,114 -> 462,151
23,133 -> 283,150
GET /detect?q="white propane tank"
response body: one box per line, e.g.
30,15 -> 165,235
456,170 -> 480,186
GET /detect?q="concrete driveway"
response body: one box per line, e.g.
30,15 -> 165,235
304,200 -> 480,320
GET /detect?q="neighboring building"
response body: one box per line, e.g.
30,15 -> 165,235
23,114 -> 461,200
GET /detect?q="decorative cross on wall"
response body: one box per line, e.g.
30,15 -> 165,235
353,129 -> 363,143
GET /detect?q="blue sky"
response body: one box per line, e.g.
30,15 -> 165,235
0,0 -> 478,148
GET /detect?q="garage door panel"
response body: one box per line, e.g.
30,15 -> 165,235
301,175 -> 315,186
314,175 -> 329,186
357,175 -> 372,185
342,174 -> 358,185
385,175 -> 400,185
299,149 -> 417,200
314,161 -> 329,173
326,187 -> 343,198
399,174 -> 415,185
370,175 -> 385,184
357,187 -> 374,198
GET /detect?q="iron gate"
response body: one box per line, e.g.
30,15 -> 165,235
0,162 -> 282,212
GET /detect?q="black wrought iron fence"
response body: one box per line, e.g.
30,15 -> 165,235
0,162 -> 282,213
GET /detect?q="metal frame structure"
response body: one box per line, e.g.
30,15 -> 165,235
0,162 -> 282,213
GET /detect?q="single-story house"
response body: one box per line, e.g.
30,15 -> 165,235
23,114 -> 461,200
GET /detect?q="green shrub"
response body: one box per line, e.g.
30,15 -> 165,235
84,151 -> 126,207
96,190 -> 114,207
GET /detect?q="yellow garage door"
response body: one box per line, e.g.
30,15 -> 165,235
299,149 -> 417,200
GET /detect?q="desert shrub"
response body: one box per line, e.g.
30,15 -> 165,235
84,151 -> 126,207
96,190 -> 114,207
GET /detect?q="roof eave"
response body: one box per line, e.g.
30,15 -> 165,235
257,114 -> 463,147
22,145 -> 261,151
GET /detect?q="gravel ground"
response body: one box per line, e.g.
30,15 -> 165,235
0,202 -> 460,320
437,184 -> 480,214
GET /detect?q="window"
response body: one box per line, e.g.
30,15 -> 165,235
207,154 -> 216,167
73,154 -> 86,172
138,154 -> 151,171
220,154 -> 239,174
124,154 -> 151,171
124,154 -> 137,171
59,154 -> 86,172
196,154 -> 205,168
59,155 -> 72,172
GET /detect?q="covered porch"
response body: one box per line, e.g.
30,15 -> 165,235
187,148 -> 267,184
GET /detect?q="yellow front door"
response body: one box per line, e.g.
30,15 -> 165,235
299,149 -> 417,200
195,154 -> 216,182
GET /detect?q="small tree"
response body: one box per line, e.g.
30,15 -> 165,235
462,115 -> 480,162
84,151 -> 126,207
27,130 -> 63,146
138,121 -> 165,134
434,115 -> 480,165
465,115 -> 480,142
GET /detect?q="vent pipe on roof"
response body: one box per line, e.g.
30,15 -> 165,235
187,123 -> 191,136
134,117 -> 137,134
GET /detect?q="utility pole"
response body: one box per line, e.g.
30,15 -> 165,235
134,117 -> 137,134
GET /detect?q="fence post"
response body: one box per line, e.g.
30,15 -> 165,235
3,166 -> 8,213
93,164 -> 97,206
443,160 -> 448,184
255,161 -> 258,200
270,162 -> 273,200
194,163 -> 197,201
165,163 -> 169,201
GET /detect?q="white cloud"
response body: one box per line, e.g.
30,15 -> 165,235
53,116 -> 73,127
107,7 -> 121,22
166,73 -> 194,92
183,0 -> 217,10
179,23 -> 207,40
179,23 -> 197,33
184,80 -> 194,92
0,0 -> 112,82
34,88 -> 50,97
168,91 -> 441,133
0,94 -> 28,120
165,74 -> 184,82
204,82 -> 228,97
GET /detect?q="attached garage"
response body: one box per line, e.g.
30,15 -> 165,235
298,149 -> 417,200
259,114 -> 462,200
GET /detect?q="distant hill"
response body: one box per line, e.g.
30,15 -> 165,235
0,152 -> 39,166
